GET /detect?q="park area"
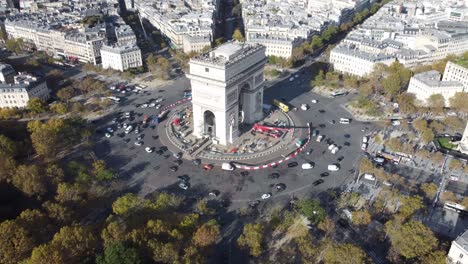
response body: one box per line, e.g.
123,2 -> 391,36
437,137 -> 457,150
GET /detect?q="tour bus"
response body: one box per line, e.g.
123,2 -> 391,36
339,118 -> 350,124
272,99 -> 289,113
331,91 -> 347,97
444,201 -> 468,215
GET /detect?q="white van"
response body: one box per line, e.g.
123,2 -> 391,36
328,144 -> 336,151
328,164 -> 340,171
316,135 -> 323,142
363,174 -> 376,181
125,125 -> 133,134
222,163 -> 234,171
301,162 -> 314,170
339,118 -> 350,124
331,146 -> 339,154
362,136 -> 368,143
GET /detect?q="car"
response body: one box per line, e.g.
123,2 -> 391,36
155,104 -> 161,109
318,109 -> 326,113
240,171 -> 249,177
179,182 -> 189,190
275,183 -> 286,192
141,104 -> 148,108
328,120 -> 336,125
192,159 -> 201,165
316,135 -> 323,142
134,141 -> 143,146
320,172 -> 329,177
204,164 -> 214,171
361,143 -> 367,151
116,123 -> 122,129
287,162 -> 298,168
295,74 -> 299,78
261,193 -> 272,199
120,90 -> 126,94
337,156 -> 344,162
312,130 -> 319,137
289,77 -> 294,82
124,112 -> 131,118
306,149 -> 313,155
301,162 -> 314,169
149,103 -> 156,108
344,134 -> 350,138
107,127 -> 114,133
160,146 -> 168,152
123,123 -> 128,128
155,150 -> 164,155
169,166 -> 178,172
319,124 -> 326,128
374,157 -> 385,164
135,128 -> 140,134
328,164 -> 340,171
301,104 -> 309,111
173,159 -> 182,165
178,175 -> 190,182
249,200 -> 260,208
268,173 -> 280,179
145,147 -> 153,153
136,135 -> 142,141
125,126 -> 133,134
173,152 -> 182,159
313,179 -> 324,186
112,118 -> 118,123
209,190 -> 220,197
105,132 -> 112,138
311,99 -> 318,103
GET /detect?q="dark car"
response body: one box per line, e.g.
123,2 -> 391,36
249,200 -> 260,208
268,173 -> 280,179
192,159 -> 201,165
173,159 -> 182,165
240,171 -> 249,177
160,146 -> 168,152
156,150 -> 164,155
169,166 -> 178,172
320,172 -> 329,177
344,134 -> 350,138
275,183 -> 286,192
344,142 -> 351,146
306,149 -> 313,155
328,120 -> 335,124
209,190 -> 220,197
337,156 -> 344,162
287,162 -> 298,168
178,175 -> 190,182
319,124 -> 326,128
319,109 -> 326,113
313,179 -> 324,186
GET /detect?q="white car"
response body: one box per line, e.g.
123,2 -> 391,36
123,123 -> 128,128
107,127 -> 114,133
311,99 -> 318,103
328,164 -> 340,171
120,90 -> 126,94
316,135 -> 323,142
134,141 -> 143,146
179,182 -> 189,190
155,104 -> 161,109
361,143 -> 367,151
289,77 -> 294,82
141,104 -> 148,108
301,163 -> 314,170
295,74 -> 299,78
301,104 -> 309,111
261,193 -> 272,199
105,133 -> 112,138
125,125 -> 133,134
145,147 -> 153,153
149,103 -> 156,108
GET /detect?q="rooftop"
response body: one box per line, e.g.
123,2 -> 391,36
190,42 -> 265,66
413,70 -> 463,88
454,228 -> 468,253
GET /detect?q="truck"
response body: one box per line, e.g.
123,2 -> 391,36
272,99 -> 289,113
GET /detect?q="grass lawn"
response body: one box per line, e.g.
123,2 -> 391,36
437,137 -> 457,149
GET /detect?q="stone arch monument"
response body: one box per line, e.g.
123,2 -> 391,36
187,42 -> 267,145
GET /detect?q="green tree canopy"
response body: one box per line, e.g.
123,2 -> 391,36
449,92 -> 468,112
297,199 -> 326,225
112,193 -> 142,215
192,219 -> 221,248
323,243 -> 370,264
96,241 -> 141,264
0,220 -> 35,264
237,223 -> 264,257
27,98 -> 48,114
232,28 -> 245,42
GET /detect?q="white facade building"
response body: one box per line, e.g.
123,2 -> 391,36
407,70 -> 464,106
0,73 -> 50,108
330,46 -> 395,76
443,61 -> 468,89
187,42 -> 267,145
101,45 -> 142,72
448,228 -> 468,264
183,35 -> 211,54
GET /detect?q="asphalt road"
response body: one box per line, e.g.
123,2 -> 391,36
92,70 -> 374,209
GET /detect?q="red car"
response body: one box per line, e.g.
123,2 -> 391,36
204,164 -> 213,171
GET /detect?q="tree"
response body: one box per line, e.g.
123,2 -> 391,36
5,38 -> 24,54
385,220 -> 438,259
321,25 -> 338,42
382,74 -> 401,98
42,201 -> 73,224
12,165 -> 47,198
419,250 -> 447,264
232,28 -> 244,42
359,158 -> 374,174
0,134 -> 17,157
449,92 -> 468,112
399,196 -> 423,219
101,221 -> 127,248
0,220 -> 35,264
413,119 -> 428,133
312,70 -> 325,87
421,128 -> 435,144
310,35 -> 323,50
237,223 -> 264,257
297,199 -> 326,225
92,160 -> 114,181
146,54 -> 157,72
443,116 -> 464,131
323,243 -> 370,264
112,193 -> 142,215
192,219 -> 221,248
449,159 -> 464,171
317,217 -> 335,237
352,210 -> 372,226
57,86 -> 75,102
45,70 -> 64,91
460,197 -> 468,208
427,94 -> 445,111
55,183 -> 85,204
343,75 -> 358,89
27,98 -> 48,114
397,92 -> 416,113
295,234 -> 318,262
96,242 -> 141,264
441,191 -> 457,203
420,183 -> 438,201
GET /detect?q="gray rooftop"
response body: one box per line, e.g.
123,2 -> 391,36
190,42 -> 265,66
413,70 -> 463,88
454,228 -> 468,253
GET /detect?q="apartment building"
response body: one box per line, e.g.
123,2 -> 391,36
101,45 -> 142,72
448,228 -> 468,264
0,73 -> 49,108
330,46 -> 395,76
0,64 -> 16,84
443,61 -> 468,89
183,35 -> 211,54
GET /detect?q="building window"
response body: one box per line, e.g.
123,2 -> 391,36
460,254 -> 464,259
205,68 -> 209,73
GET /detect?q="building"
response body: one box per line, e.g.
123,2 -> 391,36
448,228 -> 468,264
187,42 -> 267,145
0,63 -> 16,84
443,61 -> 468,89
458,123 -> 468,155
183,35 -> 211,54
330,46 -> 395,76
101,45 -> 142,72
407,70 -> 465,106
0,73 -> 49,108
115,25 -> 137,46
